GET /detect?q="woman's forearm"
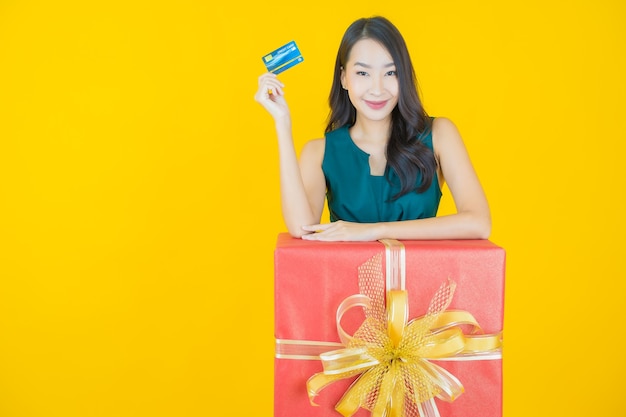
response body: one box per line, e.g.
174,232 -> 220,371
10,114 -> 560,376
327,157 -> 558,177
274,121 -> 318,237
373,210 -> 491,241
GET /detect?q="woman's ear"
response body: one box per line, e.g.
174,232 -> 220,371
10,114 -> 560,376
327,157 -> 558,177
340,66 -> 347,90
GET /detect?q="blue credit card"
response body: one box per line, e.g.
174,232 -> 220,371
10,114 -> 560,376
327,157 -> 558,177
262,41 -> 304,74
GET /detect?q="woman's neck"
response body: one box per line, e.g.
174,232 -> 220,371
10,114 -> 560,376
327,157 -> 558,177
349,118 -> 391,145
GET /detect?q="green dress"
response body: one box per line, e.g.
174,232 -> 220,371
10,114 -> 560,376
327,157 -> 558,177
321,125 -> 441,223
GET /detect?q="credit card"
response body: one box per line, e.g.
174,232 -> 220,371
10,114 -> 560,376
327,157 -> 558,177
262,41 -> 304,74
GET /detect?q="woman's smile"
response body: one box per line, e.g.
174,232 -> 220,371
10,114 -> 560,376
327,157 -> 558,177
364,99 -> 388,110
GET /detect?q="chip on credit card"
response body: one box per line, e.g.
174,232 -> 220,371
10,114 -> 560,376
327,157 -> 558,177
262,41 -> 303,74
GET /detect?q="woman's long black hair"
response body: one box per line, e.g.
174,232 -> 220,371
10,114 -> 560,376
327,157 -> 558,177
326,16 -> 436,200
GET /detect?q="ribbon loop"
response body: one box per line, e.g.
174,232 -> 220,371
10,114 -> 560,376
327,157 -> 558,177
386,290 -> 408,346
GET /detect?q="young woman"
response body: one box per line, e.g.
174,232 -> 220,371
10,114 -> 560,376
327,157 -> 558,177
255,16 -> 490,241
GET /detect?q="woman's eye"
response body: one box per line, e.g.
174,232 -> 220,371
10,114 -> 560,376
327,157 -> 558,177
356,71 -> 368,76
386,70 -> 397,76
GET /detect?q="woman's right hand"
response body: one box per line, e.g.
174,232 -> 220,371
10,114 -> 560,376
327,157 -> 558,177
255,72 -> 290,123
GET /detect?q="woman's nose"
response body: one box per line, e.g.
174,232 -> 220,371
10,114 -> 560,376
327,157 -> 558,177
369,76 -> 383,95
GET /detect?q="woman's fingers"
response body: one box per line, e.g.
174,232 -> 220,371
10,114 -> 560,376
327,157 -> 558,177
257,73 -> 284,94
255,73 -> 286,106
255,72 -> 291,121
301,223 -> 338,240
302,223 -> 331,232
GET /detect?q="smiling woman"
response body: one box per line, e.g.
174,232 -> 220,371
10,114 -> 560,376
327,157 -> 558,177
254,16 -> 491,242
340,38 -> 400,123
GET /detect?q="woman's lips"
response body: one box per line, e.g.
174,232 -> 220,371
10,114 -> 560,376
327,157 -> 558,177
365,100 -> 388,110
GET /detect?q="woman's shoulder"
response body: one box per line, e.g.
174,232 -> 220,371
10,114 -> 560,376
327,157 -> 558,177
431,116 -> 463,149
302,137 -> 325,150
432,116 -> 459,133
301,137 -> 326,162
302,125 -> 349,155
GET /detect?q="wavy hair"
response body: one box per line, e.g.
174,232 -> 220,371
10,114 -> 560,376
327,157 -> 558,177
326,16 -> 436,199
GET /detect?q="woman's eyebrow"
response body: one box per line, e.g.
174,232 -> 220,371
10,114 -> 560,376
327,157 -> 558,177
353,62 -> 396,68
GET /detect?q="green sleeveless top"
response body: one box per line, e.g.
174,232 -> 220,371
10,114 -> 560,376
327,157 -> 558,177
322,126 -> 441,223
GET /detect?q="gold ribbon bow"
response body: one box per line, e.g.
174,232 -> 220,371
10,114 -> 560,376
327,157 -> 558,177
306,240 -> 502,417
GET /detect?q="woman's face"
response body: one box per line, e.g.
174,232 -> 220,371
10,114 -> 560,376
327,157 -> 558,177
341,38 -> 399,124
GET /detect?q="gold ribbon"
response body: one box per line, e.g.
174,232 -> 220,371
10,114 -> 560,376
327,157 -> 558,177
305,240 -> 502,417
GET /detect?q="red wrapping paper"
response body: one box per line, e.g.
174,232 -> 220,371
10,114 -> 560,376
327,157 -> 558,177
274,233 -> 505,417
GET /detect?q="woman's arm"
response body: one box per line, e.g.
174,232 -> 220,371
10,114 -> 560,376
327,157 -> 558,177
301,117 -> 491,241
255,73 -> 326,238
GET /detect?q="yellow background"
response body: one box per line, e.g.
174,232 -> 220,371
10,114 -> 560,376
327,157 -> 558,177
1,1 -> 624,416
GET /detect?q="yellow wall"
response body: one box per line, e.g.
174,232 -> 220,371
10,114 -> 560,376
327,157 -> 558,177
1,1 -> 624,416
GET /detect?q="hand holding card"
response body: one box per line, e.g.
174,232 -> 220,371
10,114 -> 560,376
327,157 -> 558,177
262,41 -> 304,74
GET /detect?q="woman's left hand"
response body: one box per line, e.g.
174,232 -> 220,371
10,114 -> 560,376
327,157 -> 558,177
300,221 -> 379,242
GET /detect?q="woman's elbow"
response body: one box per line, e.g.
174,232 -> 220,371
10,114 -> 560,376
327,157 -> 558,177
286,223 -> 309,239
473,215 -> 491,240
459,210 -> 491,240
476,224 -> 491,240
288,229 -> 306,239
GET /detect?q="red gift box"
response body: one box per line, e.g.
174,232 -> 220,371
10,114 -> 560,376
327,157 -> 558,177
274,233 -> 505,417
